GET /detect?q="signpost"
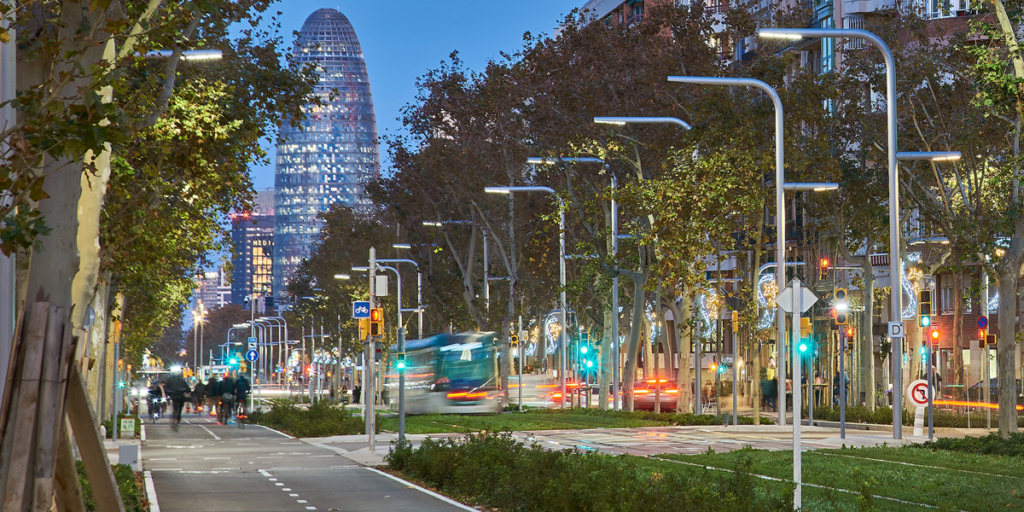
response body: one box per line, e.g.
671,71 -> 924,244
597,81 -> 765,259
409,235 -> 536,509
907,379 -> 932,437
245,349 -> 259,363
977,315 -> 988,330
776,278 -> 818,510
352,301 -> 371,319
248,336 -> 257,350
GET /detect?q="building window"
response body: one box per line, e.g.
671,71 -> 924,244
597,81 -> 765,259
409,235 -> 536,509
940,278 -> 954,315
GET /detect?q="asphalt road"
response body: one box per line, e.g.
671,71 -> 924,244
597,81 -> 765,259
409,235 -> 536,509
143,412 -> 471,512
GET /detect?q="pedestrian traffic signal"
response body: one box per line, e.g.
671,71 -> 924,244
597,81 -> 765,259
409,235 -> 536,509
920,314 -> 931,327
370,308 -> 384,337
834,289 -> 849,325
396,353 -> 406,371
731,310 -> 739,333
819,257 -> 830,280
919,290 -> 932,316
986,334 -> 997,347
359,318 -> 370,340
978,328 -> 987,341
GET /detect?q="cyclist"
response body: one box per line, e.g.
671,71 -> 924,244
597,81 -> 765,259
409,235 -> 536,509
147,380 -> 165,423
164,367 -> 192,431
219,373 -> 236,425
234,373 -> 250,427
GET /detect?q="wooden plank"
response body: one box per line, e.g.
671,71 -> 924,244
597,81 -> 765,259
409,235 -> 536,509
1,301 -> 48,512
31,307 -> 66,511
53,423 -> 86,512
66,365 -> 125,512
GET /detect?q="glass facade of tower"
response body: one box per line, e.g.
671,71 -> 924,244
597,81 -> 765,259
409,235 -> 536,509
273,8 -> 379,302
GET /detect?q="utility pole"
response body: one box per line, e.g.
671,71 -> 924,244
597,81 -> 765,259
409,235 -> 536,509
366,247 -> 376,451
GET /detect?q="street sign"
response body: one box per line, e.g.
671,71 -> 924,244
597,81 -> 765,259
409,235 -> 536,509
906,379 -> 932,407
978,315 -> 988,329
353,301 -> 371,319
245,349 -> 259,362
888,321 -> 905,339
776,278 -> 818,314
248,336 -> 257,350
119,417 -> 136,436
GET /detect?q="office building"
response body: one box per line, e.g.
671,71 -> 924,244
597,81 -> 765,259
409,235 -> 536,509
231,188 -> 275,307
273,8 -> 379,303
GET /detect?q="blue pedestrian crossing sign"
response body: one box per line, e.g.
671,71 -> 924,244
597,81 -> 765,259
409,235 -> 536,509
245,349 -> 259,362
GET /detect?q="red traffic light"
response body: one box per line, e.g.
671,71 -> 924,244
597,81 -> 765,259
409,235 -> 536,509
820,258 -> 830,268
370,308 -> 383,322
845,327 -> 854,337
931,329 -> 940,340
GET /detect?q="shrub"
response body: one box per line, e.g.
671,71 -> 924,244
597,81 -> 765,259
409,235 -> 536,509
387,431 -> 792,512
807,405 -> 1017,428
76,461 -> 147,512
915,432 -> 1024,457
248,399 -> 378,437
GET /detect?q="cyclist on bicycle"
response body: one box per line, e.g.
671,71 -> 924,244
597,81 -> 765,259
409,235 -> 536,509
219,373 -> 236,425
234,373 -> 250,425
164,367 -> 192,431
147,380 -> 165,422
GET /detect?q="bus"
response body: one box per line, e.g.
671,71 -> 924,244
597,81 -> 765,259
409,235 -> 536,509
385,332 -> 502,414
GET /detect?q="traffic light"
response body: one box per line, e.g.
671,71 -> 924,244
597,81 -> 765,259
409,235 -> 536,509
731,310 -> 739,333
370,308 -> 384,337
834,289 -> 849,325
359,318 -> 370,340
798,341 -> 809,354
117,359 -> 124,372
987,334 -> 997,347
800,317 -> 812,337
919,290 -> 932,315
931,329 -> 940,341
978,328 -> 987,341
819,257 -> 830,280
510,333 -> 519,347
396,353 -> 407,371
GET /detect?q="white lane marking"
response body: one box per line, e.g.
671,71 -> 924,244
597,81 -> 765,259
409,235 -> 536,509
200,426 -> 221,440
258,456 -> 283,459
257,425 -> 294,439
149,468 -> 183,472
212,468 -> 239,470
366,468 -> 479,512
203,457 -> 230,460
149,458 -> 177,461
289,494 -> 299,497
306,507 -> 316,510
179,471 -> 228,474
141,424 -> 147,442
309,455 -> 335,458
330,466 -> 357,468
297,500 -> 307,503
144,471 -> 161,512
268,478 -> 277,482
282,488 -> 291,491
258,469 -> 273,477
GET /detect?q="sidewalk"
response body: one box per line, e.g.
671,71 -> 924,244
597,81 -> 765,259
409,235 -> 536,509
300,422 -> 955,467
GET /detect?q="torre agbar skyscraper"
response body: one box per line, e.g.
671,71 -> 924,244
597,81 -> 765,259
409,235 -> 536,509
273,8 -> 379,302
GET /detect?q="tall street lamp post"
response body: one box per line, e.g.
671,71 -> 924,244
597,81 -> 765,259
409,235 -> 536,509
668,75 -> 837,511
593,117 -> 692,412
758,26 -> 911,437
485,184 -> 566,408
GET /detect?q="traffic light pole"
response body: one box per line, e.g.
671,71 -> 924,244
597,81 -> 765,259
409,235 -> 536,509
367,247 -> 376,452
398,326 -> 405,443
840,330 -> 846,440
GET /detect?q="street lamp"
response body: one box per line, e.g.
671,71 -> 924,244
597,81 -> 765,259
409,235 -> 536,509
334,274 -> 351,280
485,184 -> 567,408
759,26 -> 911,439
669,75 -> 837,511
592,119 -> 692,412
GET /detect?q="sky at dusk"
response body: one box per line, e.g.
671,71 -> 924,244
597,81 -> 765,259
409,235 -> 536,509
248,0 -> 585,189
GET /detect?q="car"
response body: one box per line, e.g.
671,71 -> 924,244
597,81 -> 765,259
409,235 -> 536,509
632,379 -> 680,411
967,378 -> 1022,402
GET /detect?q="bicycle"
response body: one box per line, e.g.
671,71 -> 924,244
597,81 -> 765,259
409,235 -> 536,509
148,397 -> 164,423
218,396 -> 235,425
235,399 -> 247,429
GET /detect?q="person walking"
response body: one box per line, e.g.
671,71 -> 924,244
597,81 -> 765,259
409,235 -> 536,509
164,368 -> 192,430
352,382 -> 361,405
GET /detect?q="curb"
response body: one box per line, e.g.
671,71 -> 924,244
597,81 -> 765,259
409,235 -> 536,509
143,470 -> 160,512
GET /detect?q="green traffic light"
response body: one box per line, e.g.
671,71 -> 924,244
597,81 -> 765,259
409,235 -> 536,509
230,358 -> 237,365
798,342 -> 808,353
397,361 -> 406,370
585,360 -> 594,368
580,345 -> 588,354
920,315 -> 931,327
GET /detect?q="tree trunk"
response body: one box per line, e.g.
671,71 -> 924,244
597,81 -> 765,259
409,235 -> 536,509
995,261 -> 1021,436
623,272 -> 646,412
952,270 -> 966,394
861,263 -> 876,410
674,292 -> 692,413
599,308 -> 612,410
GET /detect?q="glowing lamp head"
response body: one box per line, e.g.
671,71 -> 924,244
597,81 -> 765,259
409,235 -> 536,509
932,330 -> 940,340
586,360 -> 594,368
580,345 -> 588,354
820,258 -> 829,268
798,342 -> 808,354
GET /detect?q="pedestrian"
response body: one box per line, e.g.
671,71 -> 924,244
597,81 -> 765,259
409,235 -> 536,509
206,375 -> 221,417
340,385 -> 349,404
164,367 -> 192,430
352,382 -> 361,404
193,378 -> 207,414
